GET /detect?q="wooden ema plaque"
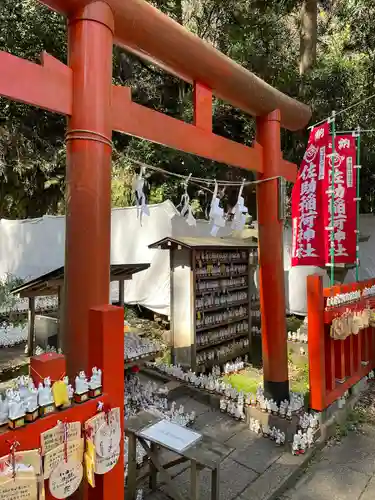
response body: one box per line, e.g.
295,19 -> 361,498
49,459 -> 83,499
0,476 -> 37,500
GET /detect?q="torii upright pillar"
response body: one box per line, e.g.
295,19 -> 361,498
64,1 -> 114,376
256,110 -> 289,403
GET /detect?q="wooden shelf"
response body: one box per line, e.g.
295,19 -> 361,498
196,299 -> 249,314
196,315 -> 248,333
195,285 -> 248,297
168,245 -> 252,371
196,332 -> 248,352
196,273 -> 248,281
196,259 -> 249,265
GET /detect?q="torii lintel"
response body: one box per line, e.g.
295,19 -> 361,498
0,50 -> 297,182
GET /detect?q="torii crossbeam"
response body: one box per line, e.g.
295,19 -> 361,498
0,0 -> 311,430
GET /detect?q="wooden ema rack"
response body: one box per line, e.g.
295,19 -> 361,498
308,275 -> 375,412
0,305 -> 125,500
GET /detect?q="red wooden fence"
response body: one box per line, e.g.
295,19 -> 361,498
307,275 -> 375,411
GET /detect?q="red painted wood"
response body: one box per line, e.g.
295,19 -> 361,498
30,353 -> 66,386
193,82 -> 212,132
64,2 -> 114,375
307,275 -> 327,411
88,305 -> 124,500
0,51 -> 72,115
0,396 -> 108,458
361,329 -> 369,364
310,277 -> 375,411
325,333 -> 336,393
39,0 -> 311,131
111,86 -> 266,176
367,328 -> 373,364
344,335 -> 354,378
334,340 -> 346,381
371,326 -> 375,364
353,333 -> 362,372
324,297 -> 375,323
323,277 -> 375,297
326,363 -> 373,406
256,110 -> 288,393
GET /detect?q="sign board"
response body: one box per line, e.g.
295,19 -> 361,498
139,420 -> 202,453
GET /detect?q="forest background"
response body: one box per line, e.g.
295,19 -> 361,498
1,0 -> 375,220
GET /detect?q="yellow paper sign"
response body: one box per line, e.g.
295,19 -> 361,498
84,453 -> 95,488
52,381 -> 69,407
86,439 -> 96,465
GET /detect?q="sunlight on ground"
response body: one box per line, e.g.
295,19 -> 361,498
225,352 -> 309,397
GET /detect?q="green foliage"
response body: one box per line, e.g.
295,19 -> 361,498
0,274 -> 25,312
224,370 -> 262,394
0,0 -> 67,218
286,315 -> 304,332
2,0 -> 375,217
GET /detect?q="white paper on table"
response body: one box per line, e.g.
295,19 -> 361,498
139,420 -> 202,453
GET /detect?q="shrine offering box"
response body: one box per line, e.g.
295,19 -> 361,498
30,353 -> 66,387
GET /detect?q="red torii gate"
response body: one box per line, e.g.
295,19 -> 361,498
0,0 -> 310,407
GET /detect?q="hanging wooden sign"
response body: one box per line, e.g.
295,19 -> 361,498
84,408 -> 120,437
48,459 -> 83,499
0,476 -> 37,500
94,447 -> 120,475
41,422 -> 81,455
94,421 -> 121,459
0,450 -> 41,478
44,439 -> 84,479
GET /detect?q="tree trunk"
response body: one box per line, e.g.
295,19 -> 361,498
299,0 -> 318,75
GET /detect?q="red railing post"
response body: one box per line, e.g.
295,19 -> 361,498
307,274 -> 326,411
88,305 -> 125,500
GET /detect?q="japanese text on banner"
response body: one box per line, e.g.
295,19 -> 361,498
323,135 -> 357,264
291,122 -> 329,266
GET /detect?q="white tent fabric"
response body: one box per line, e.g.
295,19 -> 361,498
1,204 -> 375,317
0,201 -> 232,317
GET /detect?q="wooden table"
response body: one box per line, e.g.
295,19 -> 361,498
125,411 -> 233,500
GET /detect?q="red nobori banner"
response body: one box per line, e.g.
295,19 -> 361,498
323,135 -> 357,265
291,122 -> 330,266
